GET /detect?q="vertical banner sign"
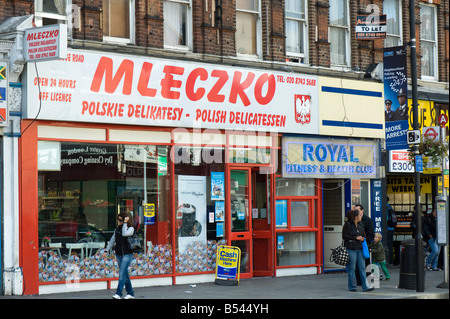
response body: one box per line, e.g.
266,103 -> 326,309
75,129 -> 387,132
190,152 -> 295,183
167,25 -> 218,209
383,46 -> 409,150
215,245 -> 241,286
371,180 -> 382,235
0,60 -> 7,127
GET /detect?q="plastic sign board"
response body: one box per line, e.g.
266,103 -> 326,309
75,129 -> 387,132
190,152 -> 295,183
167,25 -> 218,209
355,15 -> 387,39
215,245 -> 241,286
25,49 -> 319,133
415,155 -> 423,173
389,150 -> 414,173
0,60 -> 7,127
422,126 -> 440,142
24,24 -> 67,62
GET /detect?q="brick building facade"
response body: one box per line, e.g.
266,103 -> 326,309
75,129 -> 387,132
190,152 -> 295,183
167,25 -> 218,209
1,0 -> 448,79
0,0 -> 448,296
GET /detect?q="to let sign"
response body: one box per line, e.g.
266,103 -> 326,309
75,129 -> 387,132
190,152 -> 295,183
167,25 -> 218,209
24,24 -> 67,62
355,15 -> 387,39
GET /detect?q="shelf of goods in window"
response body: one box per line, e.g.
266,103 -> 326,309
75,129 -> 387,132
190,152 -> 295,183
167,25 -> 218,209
40,190 -> 80,221
395,216 -> 413,228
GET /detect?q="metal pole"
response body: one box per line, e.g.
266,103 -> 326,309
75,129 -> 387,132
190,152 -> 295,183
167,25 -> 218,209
409,0 -> 424,292
438,125 -> 449,288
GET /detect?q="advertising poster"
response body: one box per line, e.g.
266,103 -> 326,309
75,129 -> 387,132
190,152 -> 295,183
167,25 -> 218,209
383,46 -> 409,150
177,175 -> 207,254
144,203 -> 155,225
211,172 -> 225,200
215,201 -> 225,222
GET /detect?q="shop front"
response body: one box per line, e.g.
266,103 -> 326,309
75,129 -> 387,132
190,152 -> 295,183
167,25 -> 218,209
387,149 -> 441,265
281,136 -> 381,271
19,49 -> 322,294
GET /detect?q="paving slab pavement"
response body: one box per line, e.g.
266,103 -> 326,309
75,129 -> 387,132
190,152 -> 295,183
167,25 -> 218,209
1,267 -> 447,300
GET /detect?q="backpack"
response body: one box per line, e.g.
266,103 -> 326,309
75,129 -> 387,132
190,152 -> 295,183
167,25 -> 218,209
388,207 -> 397,227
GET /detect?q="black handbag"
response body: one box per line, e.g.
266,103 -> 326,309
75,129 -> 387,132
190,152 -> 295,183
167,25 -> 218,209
127,232 -> 142,251
330,244 -> 349,266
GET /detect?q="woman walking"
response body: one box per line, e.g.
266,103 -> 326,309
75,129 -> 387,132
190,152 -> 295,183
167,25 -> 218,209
342,209 -> 374,292
106,212 -> 135,299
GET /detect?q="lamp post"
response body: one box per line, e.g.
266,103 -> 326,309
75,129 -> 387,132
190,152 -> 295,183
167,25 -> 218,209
408,0 -> 424,292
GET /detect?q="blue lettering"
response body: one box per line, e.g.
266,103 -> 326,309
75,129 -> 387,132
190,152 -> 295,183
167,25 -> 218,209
303,144 -> 314,161
350,146 -> 359,162
315,144 -> 327,162
337,146 -> 349,162
327,144 -> 339,162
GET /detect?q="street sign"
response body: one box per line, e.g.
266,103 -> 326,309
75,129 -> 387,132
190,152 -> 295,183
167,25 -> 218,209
437,113 -> 448,127
407,130 -> 421,144
415,155 -> 423,172
423,126 -> 440,142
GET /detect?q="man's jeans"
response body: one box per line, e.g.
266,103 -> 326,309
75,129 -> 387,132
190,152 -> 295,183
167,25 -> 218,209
426,238 -> 441,269
116,254 -> 134,297
347,249 -> 371,291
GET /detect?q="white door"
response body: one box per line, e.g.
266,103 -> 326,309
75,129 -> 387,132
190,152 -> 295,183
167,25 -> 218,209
323,180 -> 346,269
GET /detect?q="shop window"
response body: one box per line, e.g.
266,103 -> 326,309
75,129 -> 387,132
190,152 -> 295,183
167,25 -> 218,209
329,0 -> 350,66
285,0 -> 307,63
420,4 -> 438,79
275,178 -> 315,196
229,147 -> 270,164
37,142 -> 171,282
163,0 -> 192,50
34,0 -> 70,27
174,146 -> 226,273
275,199 -> 314,229
384,0 -> 402,47
276,232 -> 315,266
290,201 -> 309,227
236,0 -> 261,57
103,0 -> 135,43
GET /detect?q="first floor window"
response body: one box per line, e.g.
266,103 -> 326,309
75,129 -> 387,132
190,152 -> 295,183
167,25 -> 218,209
420,4 -> 438,79
34,0 -> 69,26
285,0 -> 307,62
236,0 -> 260,57
164,0 -> 192,50
384,0 -> 402,47
103,0 -> 134,42
329,0 -> 349,66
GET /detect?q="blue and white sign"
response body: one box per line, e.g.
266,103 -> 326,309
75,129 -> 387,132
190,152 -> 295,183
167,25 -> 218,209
282,136 -> 378,179
383,46 -> 409,150
415,155 -> 423,172
370,180 -> 382,235
211,172 -> 225,200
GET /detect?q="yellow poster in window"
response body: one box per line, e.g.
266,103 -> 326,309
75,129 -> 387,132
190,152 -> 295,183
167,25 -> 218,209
387,176 -> 432,194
